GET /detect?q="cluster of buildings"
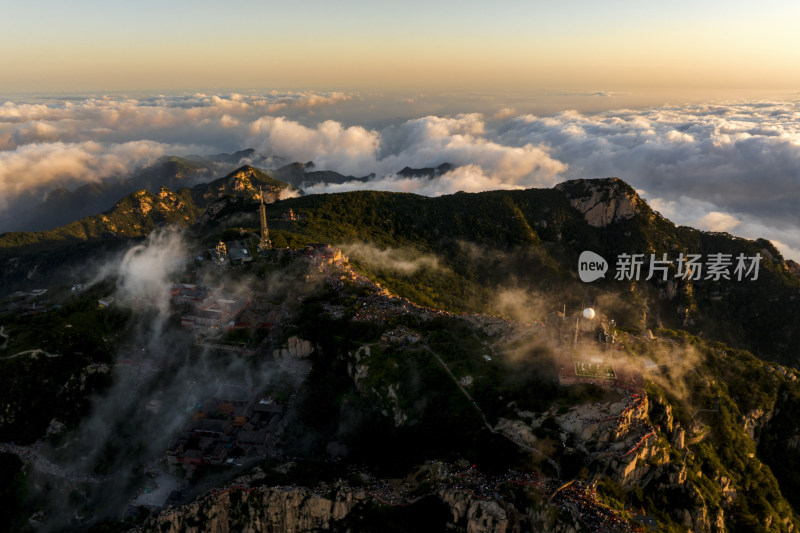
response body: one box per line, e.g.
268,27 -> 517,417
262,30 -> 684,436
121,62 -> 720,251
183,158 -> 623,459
353,293 -> 412,322
172,284 -> 282,335
171,284 -> 211,306
166,384 -> 285,470
380,327 -> 421,345
302,244 -> 347,266
171,285 -> 250,330
203,240 -> 254,267
180,295 -> 250,330
549,306 -> 648,391
551,307 -> 619,388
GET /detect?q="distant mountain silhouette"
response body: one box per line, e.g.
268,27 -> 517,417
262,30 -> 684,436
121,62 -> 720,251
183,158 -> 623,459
268,161 -> 373,188
397,163 -> 454,179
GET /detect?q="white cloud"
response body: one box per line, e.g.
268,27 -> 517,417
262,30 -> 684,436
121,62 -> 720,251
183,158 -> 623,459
291,91 -> 352,108
695,211 -> 740,233
248,117 -> 381,175
648,194 -> 800,260
498,101 -> 800,228
3,94 -> 800,260
0,140 -> 178,211
115,231 -> 186,318
493,107 -> 517,119
306,164 -> 534,197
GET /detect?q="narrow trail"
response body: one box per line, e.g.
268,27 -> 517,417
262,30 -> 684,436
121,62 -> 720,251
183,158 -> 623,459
422,336 -> 561,478
0,348 -> 61,360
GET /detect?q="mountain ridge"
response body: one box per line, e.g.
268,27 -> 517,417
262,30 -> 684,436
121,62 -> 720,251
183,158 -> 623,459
3,176 -> 799,365
4,176 -> 800,531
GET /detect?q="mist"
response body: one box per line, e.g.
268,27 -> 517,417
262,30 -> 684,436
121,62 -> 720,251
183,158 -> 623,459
339,242 -> 441,275
30,229 -> 321,529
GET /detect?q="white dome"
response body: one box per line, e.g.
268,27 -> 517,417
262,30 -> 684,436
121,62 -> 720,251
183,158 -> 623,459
582,308 -> 596,320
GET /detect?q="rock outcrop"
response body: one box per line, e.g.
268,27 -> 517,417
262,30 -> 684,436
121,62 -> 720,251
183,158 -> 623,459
197,165 -> 294,204
140,482 -> 526,533
438,489 -> 510,533
273,336 -> 313,359
141,485 -> 364,533
555,178 -> 645,227
742,408 -> 772,442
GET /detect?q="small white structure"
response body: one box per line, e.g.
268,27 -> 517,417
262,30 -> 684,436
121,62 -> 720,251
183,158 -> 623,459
582,307 -> 596,320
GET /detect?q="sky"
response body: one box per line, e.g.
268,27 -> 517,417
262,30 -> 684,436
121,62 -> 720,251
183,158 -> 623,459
2,0 -> 800,94
1,2 -> 799,259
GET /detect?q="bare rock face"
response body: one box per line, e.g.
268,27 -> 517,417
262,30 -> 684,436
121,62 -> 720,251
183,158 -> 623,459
196,197 -> 232,225
141,485 -> 365,533
525,506 -> 582,533
742,408 -> 772,442
714,508 -> 726,533
555,178 -> 645,228
384,383 -> 408,426
786,259 -> 800,279
667,463 -> 688,485
140,483 -> 524,533
672,425 -> 686,450
273,336 -> 313,359
203,166 -> 286,203
649,395 -> 673,434
439,489 -> 509,533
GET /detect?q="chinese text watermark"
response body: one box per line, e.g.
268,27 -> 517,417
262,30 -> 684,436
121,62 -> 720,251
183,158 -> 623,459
579,252 -> 761,282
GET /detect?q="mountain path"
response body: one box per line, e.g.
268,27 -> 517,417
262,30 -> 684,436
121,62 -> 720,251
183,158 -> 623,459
422,335 -> 561,478
0,348 -> 61,360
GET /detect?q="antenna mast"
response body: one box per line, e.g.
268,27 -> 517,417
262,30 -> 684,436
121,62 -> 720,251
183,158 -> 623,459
258,187 -> 271,251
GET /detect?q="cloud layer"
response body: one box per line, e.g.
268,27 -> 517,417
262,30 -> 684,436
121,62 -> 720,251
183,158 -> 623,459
2,93 -> 800,258
497,103 -> 800,225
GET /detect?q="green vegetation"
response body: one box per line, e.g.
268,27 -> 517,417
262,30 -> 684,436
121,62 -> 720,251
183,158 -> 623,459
3,176 -> 800,530
0,187 -> 201,248
0,298 -> 128,443
598,332 -> 800,531
214,184 -> 800,364
282,291 -> 523,476
5,175 -> 800,363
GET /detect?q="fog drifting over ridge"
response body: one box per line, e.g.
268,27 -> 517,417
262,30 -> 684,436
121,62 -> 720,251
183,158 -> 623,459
2,91 -> 800,259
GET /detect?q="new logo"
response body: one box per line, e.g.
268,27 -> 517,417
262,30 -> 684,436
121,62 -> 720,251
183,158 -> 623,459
578,251 -> 608,282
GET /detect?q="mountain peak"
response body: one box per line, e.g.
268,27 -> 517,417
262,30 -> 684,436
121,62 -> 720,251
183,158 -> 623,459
223,165 -> 288,188
229,164 -> 260,175
191,164 -> 296,206
555,177 -> 647,227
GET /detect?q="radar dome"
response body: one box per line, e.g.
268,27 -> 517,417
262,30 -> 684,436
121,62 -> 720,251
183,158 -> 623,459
582,308 -> 596,320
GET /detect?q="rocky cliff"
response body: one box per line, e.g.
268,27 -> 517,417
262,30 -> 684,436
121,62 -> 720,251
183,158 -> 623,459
140,485 -> 364,533
273,336 -> 314,359
138,481 -> 522,533
193,165 -> 297,205
139,472 -> 598,533
555,177 -> 646,227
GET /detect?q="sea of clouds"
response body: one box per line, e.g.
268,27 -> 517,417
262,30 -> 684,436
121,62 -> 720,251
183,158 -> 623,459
2,92 -> 799,258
